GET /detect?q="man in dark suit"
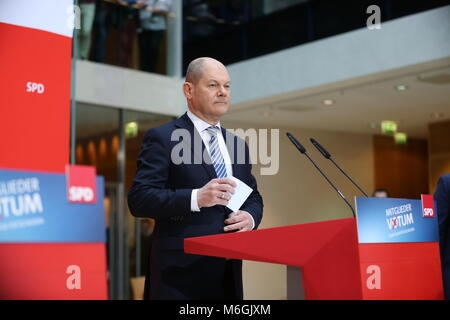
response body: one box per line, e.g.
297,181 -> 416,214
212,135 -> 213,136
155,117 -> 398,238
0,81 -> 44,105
128,57 -> 263,300
435,173 -> 450,299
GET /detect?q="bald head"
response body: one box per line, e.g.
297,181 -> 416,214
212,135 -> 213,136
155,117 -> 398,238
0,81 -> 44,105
183,57 -> 231,124
185,57 -> 226,84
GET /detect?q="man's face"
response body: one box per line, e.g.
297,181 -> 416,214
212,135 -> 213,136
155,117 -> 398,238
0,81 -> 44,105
184,62 -> 231,124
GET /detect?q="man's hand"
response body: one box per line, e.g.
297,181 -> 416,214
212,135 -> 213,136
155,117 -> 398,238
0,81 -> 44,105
197,178 -> 236,208
224,210 -> 254,232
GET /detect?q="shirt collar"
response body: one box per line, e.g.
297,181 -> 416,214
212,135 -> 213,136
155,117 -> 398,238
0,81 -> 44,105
186,109 -> 221,134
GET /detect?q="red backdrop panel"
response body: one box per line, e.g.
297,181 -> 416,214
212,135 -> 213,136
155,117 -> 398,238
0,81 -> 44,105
0,243 -> 108,299
0,22 -> 71,173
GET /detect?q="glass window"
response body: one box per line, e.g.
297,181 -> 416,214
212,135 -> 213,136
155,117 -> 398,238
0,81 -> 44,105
75,102 -> 175,300
75,102 -> 120,298
182,0 -> 449,69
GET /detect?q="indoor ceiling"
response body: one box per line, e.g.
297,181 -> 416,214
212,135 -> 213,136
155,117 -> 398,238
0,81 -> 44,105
223,59 -> 450,139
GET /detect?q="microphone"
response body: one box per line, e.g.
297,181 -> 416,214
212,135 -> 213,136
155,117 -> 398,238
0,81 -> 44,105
286,132 -> 306,154
286,132 -> 356,218
310,138 -> 369,197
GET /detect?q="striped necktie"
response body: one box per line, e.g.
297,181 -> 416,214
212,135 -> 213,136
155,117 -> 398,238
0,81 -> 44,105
206,126 -> 228,178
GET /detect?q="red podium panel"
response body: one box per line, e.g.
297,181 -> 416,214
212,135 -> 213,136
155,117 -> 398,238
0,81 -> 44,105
185,218 -> 363,300
359,242 -> 444,299
186,198 -> 444,299
356,196 -> 444,300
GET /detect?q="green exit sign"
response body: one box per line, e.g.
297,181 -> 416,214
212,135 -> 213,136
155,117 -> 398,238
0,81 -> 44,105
394,132 -> 407,145
381,120 -> 397,135
125,122 -> 138,138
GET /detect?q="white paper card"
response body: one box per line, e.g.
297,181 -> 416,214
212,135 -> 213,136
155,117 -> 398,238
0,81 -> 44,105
226,176 -> 253,212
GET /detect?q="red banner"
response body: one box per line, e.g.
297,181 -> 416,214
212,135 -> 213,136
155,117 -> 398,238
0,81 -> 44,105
66,165 -> 98,204
0,22 -> 71,173
0,1 -> 108,299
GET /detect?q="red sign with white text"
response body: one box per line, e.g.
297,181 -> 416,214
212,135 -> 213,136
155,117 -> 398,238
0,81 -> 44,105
357,195 -> 443,300
0,22 -> 71,174
421,194 -> 435,218
0,1 -> 108,300
66,165 -> 97,204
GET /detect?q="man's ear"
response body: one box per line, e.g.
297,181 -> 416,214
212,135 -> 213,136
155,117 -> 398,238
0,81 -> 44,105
183,82 -> 193,99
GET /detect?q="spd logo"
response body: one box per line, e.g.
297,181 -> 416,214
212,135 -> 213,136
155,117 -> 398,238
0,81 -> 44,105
421,194 -> 435,218
69,186 -> 94,202
65,165 -> 97,204
26,82 -> 45,94
423,208 -> 434,218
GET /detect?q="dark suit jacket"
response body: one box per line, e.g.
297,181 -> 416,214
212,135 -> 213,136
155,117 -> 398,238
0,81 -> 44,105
435,173 -> 450,299
127,112 -> 263,300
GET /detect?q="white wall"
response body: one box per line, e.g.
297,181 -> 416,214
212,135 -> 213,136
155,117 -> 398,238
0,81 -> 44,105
75,60 -> 185,116
222,120 -> 374,299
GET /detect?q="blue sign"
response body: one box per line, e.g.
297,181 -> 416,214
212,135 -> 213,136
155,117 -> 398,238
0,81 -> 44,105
0,169 -> 106,243
355,197 -> 439,244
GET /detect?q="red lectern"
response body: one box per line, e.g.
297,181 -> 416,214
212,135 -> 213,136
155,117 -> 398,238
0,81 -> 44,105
184,217 -> 363,300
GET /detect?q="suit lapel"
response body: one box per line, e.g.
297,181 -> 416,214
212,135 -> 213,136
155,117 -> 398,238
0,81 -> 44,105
175,113 -> 217,179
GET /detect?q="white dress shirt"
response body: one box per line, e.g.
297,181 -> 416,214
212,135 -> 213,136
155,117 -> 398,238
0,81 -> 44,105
187,109 -> 232,212
186,110 -> 255,230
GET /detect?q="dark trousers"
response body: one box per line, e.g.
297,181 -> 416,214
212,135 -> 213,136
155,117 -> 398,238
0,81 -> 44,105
143,259 -> 241,300
223,259 -> 240,300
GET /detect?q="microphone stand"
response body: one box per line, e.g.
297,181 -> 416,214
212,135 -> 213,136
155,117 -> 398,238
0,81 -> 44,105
287,133 -> 356,218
